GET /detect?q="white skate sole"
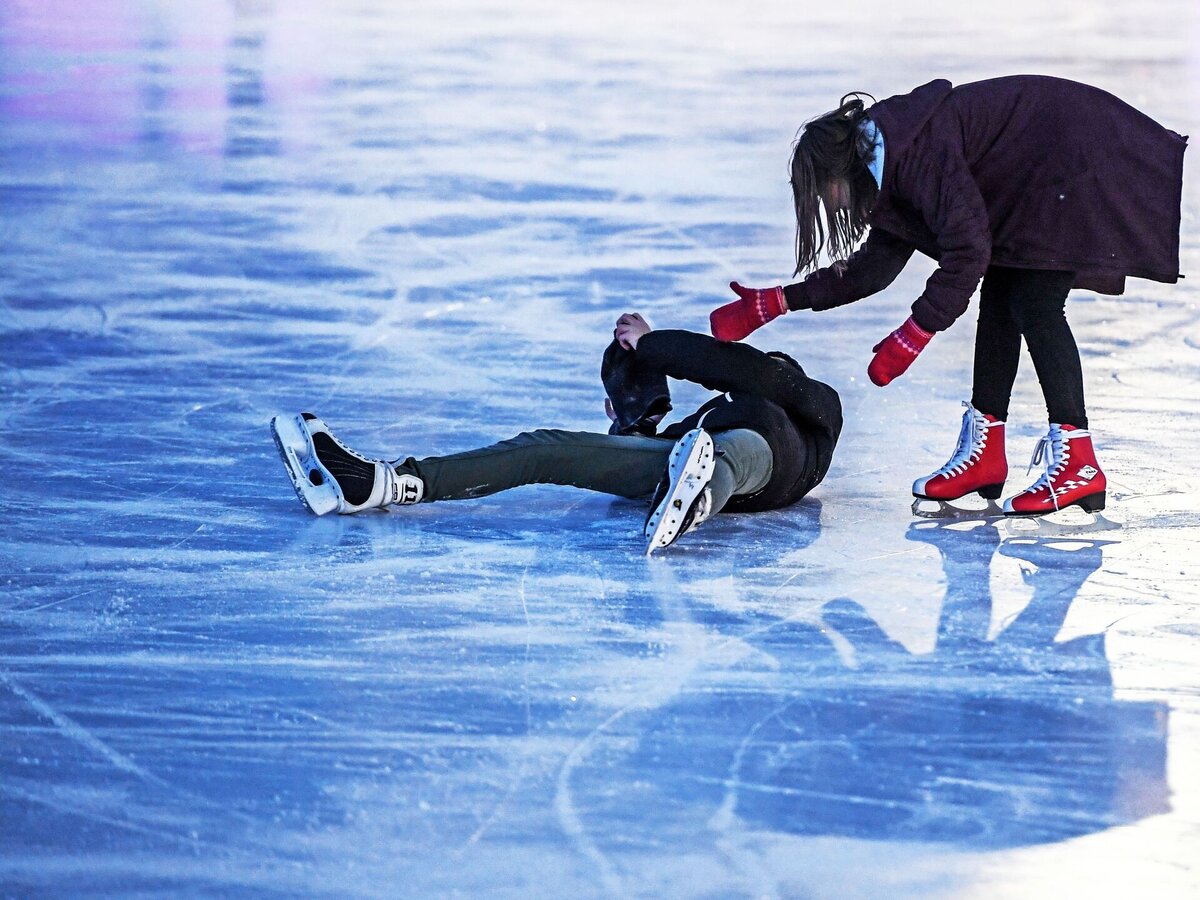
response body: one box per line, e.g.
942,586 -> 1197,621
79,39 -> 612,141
645,428 -> 715,555
270,414 -> 340,516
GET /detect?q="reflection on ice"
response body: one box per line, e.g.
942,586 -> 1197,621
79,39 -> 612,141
758,533 -> 1166,843
584,529 -> 1168,863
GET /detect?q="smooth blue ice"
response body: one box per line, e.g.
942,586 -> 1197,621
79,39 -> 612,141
2,1 -> 1199,897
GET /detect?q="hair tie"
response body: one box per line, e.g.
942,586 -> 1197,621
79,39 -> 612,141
839,92 -> 877,117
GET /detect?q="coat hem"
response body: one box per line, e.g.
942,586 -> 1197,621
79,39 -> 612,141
988,254 -> 1182,290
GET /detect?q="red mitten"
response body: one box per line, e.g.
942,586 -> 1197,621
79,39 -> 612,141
868,316 -> 933,386
709,281 -> 787,342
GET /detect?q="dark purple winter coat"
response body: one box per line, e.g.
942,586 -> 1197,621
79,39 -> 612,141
786,75 -> 1188,332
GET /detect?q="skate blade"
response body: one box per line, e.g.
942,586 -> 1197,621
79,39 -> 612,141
911,497 -> 1003,520
1002,507 -> 1121,537
645,431 -> 714,555
270,414 -> 340,516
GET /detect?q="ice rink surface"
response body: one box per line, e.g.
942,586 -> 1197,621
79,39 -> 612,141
2,1 -> 1199,896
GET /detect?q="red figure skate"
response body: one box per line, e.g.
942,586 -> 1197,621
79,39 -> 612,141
912,402 -> 1007,517
1003,424 -> 1106,517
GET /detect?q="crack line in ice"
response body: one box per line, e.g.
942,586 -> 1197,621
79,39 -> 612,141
2,669 -> 290,835
0,671 -> 171,789
458,565 -> 536,851
12,588 -> 104,615
553,559 -> 711,894
624,191 -> 741,278
708,704 -> 792,899
554,705 -> 630,898
2,781 -> 209,848
164,523 -> 207,551
701,775 -> 912,808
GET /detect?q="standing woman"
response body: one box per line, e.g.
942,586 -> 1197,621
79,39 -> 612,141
711,75 -> 1187,516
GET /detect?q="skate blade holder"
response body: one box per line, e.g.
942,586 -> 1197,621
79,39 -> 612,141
271,414 -> 340,516
911,496 -> 1003,520
645,429 -> 713,555
645,473 -> 704,554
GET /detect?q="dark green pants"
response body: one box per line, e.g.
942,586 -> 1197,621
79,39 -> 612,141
396,428 -> 773,515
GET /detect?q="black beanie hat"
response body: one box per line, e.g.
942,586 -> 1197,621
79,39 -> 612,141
601,339 -> 672,436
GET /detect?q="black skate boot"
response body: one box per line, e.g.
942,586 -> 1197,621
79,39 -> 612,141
270,413 -> 424,515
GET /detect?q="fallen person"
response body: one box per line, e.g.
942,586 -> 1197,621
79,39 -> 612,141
270,313 -> 842,553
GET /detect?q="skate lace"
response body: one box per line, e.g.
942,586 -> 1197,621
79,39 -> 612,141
1024,425 -> 1072,510
932,402 -> 991,478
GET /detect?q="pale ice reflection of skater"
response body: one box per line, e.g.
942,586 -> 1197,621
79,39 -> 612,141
621,526 -> 1167,847
271,313 -> 842,554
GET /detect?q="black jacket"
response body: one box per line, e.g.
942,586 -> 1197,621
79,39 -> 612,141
630,330 -> 842,513
785,77 -> 1187,331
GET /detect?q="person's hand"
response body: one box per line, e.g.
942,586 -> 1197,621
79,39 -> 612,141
615,312 -> 652,350
709,281 -> 787,342
867,316 -> 933,386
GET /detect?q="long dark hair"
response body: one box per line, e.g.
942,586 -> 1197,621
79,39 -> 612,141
790,93 -> 879,275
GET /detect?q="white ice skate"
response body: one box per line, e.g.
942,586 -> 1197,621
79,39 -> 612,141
270,413 -> 423,515
644,427 -> 716,555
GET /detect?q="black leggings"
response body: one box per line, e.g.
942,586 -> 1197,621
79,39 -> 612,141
970,266 -> 1087,428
